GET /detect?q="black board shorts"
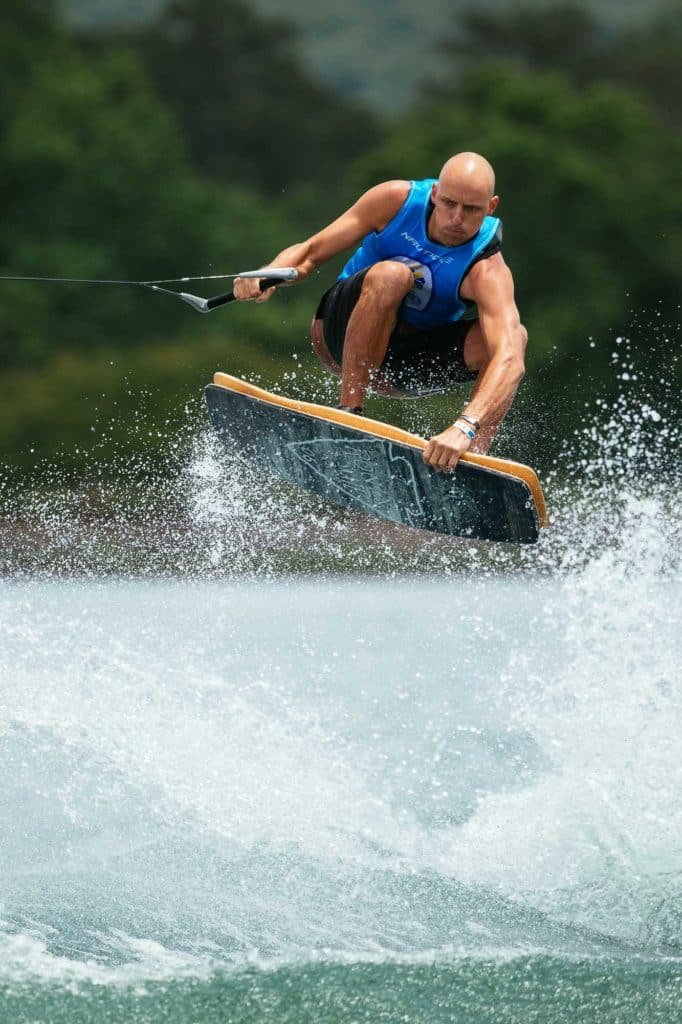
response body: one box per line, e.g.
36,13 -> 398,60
314,268 -> 478,397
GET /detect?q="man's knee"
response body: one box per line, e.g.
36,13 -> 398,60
361,261 -> 414,305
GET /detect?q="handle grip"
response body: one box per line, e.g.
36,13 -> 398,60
206,276 -> 290,311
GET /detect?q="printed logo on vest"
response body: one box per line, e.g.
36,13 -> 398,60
392,257 -> 432,311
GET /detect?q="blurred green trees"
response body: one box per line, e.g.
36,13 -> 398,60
124,0 -> 378,191
1,1 -> 220,368
434,1 -> 682,128
0,0 -> 679,470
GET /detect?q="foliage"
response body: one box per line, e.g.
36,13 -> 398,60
0,330 -> 276,466
433,1 -> 682,128
593,1 -> 682,128
1,30 -> 198,364
435,4 -> 607,79
0,3 -> 320,372
76,0 -> 379,192
63,0 -> 673,115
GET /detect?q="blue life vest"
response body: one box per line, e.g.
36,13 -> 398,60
338,178 -> 502,328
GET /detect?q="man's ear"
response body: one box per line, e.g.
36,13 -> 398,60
488,195 -> 500,214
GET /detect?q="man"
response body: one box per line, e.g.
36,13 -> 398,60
233,152 -> 527,473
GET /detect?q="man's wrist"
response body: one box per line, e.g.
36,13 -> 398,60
459,412 -> 481,431
453,420 -> 475,441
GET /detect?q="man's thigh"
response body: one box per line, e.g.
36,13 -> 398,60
313,271 -> 369,365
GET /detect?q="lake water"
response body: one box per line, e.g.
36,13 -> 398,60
0,383 -> 680,1022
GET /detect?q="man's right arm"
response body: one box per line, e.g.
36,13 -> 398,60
232,181 -> 409,302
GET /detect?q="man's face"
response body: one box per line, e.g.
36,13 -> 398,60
429,179 -> 499,245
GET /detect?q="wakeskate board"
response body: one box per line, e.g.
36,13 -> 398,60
204,374 -> 547,544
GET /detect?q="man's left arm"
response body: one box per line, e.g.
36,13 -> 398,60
422,256 -> 526,472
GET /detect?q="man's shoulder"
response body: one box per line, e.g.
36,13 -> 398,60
379,179 -> 412,193
370,179 -> 412,206
467,250 -> 509,282
460,251 -> 513,302
361,180 -> 412,231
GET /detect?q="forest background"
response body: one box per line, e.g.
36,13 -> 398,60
1,0 -> 680,477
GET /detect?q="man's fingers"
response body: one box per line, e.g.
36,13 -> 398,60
233,277 -> 268,301
423,442 -> 455,472
423,441 -> 439,466
232,277 -> 252,301
423,430 -> 470,473
440,452 -> 458,472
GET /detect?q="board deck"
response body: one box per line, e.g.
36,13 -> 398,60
205,373 -> 548,544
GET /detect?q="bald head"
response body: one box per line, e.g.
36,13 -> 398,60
428,152 -> 499,245
439,152 -> 496,199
